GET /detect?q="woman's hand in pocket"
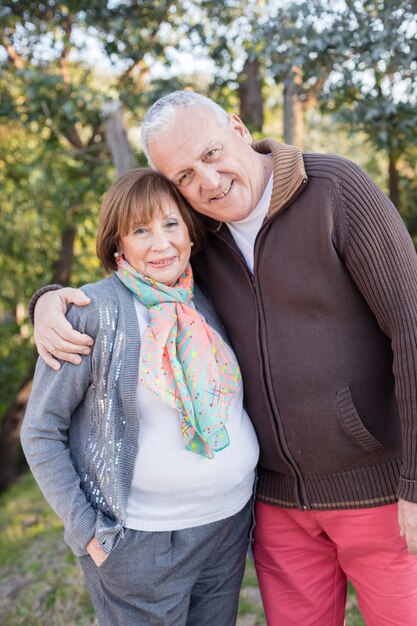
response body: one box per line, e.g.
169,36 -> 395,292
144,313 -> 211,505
86,536 -> 109,567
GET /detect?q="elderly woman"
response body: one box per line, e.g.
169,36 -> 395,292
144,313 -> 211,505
21,169 -> 259,626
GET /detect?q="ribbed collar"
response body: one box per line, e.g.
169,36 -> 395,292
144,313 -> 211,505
252,139 -> 307,218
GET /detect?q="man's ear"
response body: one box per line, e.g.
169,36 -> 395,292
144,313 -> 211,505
228,113 -> 253,144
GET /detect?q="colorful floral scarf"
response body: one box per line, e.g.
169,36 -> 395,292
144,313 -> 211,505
115,257 -> 242,458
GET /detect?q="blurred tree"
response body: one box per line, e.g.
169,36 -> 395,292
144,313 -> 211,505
400,143 -> 417,237
184,0 -> 266,131
0,112 -> 109,490
238,55 -> 264,132
326,0 -> 417,211
0,1 -> 186,294
258,1 -> 350,148
243,0 -> 416,213
103,100 -> 137,175
0,0 -> 185,490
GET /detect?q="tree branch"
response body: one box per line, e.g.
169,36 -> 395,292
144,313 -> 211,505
2,35 -> 25,70
118,58 -> 150,90
304,75 -> 326,111
59,18 -> 73,85
40,101 -> 83,150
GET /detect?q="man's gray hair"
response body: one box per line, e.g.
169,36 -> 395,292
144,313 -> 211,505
141,91 -> 230,168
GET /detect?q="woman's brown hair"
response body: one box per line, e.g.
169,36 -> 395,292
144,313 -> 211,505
96,168 -> 205,272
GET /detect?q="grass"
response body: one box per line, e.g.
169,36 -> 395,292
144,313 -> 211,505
0,473 -> 365,625
0,473 -> 96,626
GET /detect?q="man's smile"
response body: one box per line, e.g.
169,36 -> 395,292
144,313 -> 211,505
211,180 -> 233,202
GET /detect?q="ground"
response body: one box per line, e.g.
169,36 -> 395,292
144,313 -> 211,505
0,473 -> 364,625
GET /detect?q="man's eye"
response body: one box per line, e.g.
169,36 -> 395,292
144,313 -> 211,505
206,148 -> 221,160
178,172 -> 191,186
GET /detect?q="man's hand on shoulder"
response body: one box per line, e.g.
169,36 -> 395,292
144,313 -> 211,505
398,497 -> 417,555
34,287 -> 93,371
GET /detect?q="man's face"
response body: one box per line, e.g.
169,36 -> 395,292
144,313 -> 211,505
148,106 -> 271,223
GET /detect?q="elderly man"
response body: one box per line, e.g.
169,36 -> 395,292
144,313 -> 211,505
31,91 -> 417,625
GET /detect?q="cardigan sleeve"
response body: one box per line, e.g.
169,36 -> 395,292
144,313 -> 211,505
28,284 -> 64,325
339,159 -> 417,501
20,302 -> 100,554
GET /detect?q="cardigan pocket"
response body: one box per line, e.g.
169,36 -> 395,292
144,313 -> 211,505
336,386 -> 383,452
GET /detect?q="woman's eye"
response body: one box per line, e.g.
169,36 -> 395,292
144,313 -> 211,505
133,227 -> 147,235
166,220 -> 178,228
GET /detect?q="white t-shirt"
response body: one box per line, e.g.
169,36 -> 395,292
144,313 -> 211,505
227,173 -> 273,273
125,298 -> 259,531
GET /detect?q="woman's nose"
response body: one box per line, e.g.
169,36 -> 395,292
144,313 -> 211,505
151,229 -> 170,250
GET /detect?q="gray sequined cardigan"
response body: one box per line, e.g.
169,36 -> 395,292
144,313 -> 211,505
21,274 -> 228,557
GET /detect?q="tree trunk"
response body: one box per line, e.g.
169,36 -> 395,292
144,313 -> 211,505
283,66 -> 304,149
51,226 -> 77,285
238,57 -> 264,133
0,372 -> 35,492
2,225 -> 76,490
103,101 -> 137,175
388,148 -> 401,212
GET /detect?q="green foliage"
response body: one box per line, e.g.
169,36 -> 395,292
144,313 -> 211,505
0,473 -> 96,625
0,119 -> 109,321
0,0 -> 191,320
230,0 -> 416,210
259,1 -> 348,93
327,0 -> 417,158
0,1 -> 189,432
399,144 -> 417,237
0,324 -> 35,423
180,0 -> 261,104
1,9 -> 113,327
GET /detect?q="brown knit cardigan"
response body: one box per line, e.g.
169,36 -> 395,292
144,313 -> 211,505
193,139 -> 417,510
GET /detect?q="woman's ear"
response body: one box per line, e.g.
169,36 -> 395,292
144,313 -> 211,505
113,236 -> 123,259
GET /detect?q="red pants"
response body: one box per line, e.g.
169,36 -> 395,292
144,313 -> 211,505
254,502 -> 417,626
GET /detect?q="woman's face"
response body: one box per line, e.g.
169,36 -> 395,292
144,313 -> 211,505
118,195 -> 192,286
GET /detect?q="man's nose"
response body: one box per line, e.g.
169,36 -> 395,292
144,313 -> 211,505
197,165 -> 220,190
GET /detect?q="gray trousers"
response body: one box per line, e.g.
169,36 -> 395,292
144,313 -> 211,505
80,500 -> 252,626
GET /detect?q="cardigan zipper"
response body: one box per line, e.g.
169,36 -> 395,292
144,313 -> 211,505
215,176 -> 310,509
214,222 -> 308,509
252,177 -> 310,509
